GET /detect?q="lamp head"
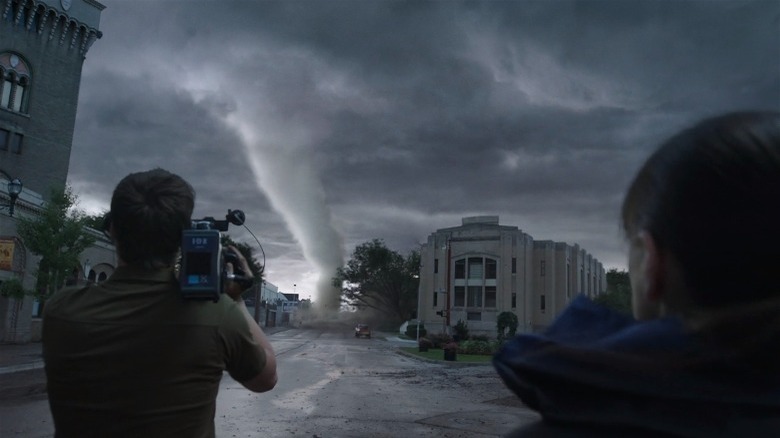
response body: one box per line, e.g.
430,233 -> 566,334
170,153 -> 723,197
7,178 -> 22,199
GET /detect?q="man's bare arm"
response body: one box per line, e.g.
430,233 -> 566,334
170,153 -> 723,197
224,245 -> 278,393
234,299 -> 277,392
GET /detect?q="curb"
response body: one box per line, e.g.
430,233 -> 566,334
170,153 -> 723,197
395,347 -> 494,368
0,368 -> 47,401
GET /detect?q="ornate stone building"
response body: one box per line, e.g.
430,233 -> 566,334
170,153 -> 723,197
0,0 -> 106,343
418,216 -> 606,337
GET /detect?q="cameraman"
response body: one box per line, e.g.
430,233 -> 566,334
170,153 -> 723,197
42,168 -> 277,438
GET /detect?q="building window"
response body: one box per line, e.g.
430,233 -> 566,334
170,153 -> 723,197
485,258 -> 497,279
433,290 -> 438,307
454,286 -> 465,307
540,294 -> 546,312
540,260 -> 546,276
511,257 -> 517,274
0,129 -> 22,154
511,292 -> 517,308
98,272 -> 107,282
454,256 -> 498,309
467,257 -> 483,279
485,286 -> 496,308
454,259 -> 465,279
434,258 -> 438,274
467,311 -> 481,321
0,52 -> 32,114
0,128 -> 8,150
566,263 -> 571,298
467,286 -> 482,307
10,132 -> 22,154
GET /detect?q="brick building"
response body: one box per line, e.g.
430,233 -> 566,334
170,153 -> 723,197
1,0 -> 105,343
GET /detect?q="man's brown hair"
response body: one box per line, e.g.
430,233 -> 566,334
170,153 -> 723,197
109,168 -> 195,269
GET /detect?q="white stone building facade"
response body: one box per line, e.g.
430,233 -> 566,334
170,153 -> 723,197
418,216 -> 605,337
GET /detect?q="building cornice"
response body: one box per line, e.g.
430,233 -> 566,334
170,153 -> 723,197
2,0 -> 103,57
82,0 -> 105,11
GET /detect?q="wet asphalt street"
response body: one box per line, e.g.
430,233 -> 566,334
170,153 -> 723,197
1,326 -> 538,437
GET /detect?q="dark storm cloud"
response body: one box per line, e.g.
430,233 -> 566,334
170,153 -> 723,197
66,0 -> 780,300
70,69 -> 258,204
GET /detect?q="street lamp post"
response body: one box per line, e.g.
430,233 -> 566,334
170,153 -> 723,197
1,178 -> 23,217
415,275 -> 422,341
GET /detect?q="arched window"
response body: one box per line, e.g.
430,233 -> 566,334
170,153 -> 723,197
0,52 -> 31,113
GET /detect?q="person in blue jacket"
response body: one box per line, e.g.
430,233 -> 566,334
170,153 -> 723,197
493,111 -> 780,437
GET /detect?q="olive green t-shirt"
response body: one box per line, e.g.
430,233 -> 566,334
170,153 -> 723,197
42,266 -> 266,438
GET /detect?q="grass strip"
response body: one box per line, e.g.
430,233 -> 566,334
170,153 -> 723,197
400,347 -> 493,363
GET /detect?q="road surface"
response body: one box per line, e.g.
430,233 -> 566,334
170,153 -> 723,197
1,326 -> 539,437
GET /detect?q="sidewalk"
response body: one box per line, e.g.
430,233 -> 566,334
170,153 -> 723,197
0,342 -> 46,401
0,325 -> 290,401
0,342 -> 44,374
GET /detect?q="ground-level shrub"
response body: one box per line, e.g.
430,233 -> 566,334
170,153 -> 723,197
427,333 -> 454,348
459,340 -> 505,355
405,324 -> 427,339
454,319 -> 470,341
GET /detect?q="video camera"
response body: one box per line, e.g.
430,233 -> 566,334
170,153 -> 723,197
179,209 -> 253,301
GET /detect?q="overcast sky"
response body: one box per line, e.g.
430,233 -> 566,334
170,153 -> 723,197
66,0 -> 780,305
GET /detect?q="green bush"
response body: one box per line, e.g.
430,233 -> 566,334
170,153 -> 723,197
405,324 -> 427,339
497,311 -> 519,341
458,340 -> 497,355
454,319 -> 470,341
470,334 -> 490,342
427,333 -> 453,348
418,337 -> 434,348
0,277 -> 27,300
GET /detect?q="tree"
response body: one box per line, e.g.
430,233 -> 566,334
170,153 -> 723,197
333,239 -> 420,323
17,187 -> 97,301
83,210 -> 109,231
594,268 -> 633,314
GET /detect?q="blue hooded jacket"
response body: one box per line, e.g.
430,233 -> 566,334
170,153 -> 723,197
493,296 -> 780,437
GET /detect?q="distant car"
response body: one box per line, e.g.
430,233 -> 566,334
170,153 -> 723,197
355,324 -> 371,339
